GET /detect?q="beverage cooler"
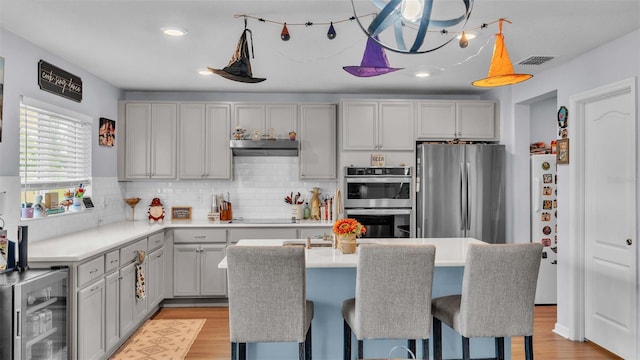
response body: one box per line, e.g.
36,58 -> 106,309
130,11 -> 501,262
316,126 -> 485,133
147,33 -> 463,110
0,268 -> 69,360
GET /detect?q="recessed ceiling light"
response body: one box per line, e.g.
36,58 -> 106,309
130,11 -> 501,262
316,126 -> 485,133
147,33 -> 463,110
415,72 -> 430,78
161,27 -> 188,37
198,69 -> 213,76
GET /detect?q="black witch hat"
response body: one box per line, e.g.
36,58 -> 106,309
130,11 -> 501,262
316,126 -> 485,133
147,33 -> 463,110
208,26 -> 266,83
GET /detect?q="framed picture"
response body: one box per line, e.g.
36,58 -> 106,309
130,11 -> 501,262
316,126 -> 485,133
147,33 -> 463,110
171,206 -> 192,220
557,138 -> 569,164
99,117 -> 115,147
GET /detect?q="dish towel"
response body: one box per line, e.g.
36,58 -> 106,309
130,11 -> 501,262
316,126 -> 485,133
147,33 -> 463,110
135,250 -> 146,301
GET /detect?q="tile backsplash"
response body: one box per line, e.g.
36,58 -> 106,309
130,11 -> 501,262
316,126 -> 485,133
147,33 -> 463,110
123,157 -> 338,221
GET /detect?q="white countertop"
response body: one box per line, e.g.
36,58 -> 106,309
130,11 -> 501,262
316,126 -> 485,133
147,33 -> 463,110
28,219 -> 333,263
218,237 -> 486,268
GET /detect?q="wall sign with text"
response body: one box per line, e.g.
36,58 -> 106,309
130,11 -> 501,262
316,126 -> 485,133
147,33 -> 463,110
38,60 -> 83,102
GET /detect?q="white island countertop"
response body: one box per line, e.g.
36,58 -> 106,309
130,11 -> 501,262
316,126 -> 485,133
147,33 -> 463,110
218,237 -> 486,269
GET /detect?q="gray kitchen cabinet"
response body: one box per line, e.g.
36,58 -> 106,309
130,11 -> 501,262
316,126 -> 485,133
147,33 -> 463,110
147,247 -> 165,308
342,100 -> 414,151
118,261 -> 137,337
173,244 -> 227,296
299,104 -> 337,179
124,102 -> 177,179
77,278 -> 105,360
179,103 -> 232,179
416,100 -> 497,140
234,103 -> 297,139
105,271 -> 119,350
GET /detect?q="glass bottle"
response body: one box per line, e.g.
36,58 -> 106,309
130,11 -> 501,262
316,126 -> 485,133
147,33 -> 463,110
303,202 -> 311,219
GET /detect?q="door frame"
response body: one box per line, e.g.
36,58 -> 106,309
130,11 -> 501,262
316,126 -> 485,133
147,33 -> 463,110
568,77 -> 637,353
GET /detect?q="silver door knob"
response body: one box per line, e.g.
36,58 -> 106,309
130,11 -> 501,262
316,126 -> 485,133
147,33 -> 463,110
626,239 -> 633,246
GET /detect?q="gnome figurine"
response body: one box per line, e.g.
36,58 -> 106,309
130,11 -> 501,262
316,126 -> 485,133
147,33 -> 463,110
147,198 -> 165,223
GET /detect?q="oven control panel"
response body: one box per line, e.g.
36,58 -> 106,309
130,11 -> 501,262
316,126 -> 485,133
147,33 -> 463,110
345,166 -> 411,177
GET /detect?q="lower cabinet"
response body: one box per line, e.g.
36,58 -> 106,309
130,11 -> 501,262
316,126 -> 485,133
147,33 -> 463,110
148,247 -> 165,308
105,271 -> 120,350
173,244 -> 227,296
118,262 -> 137,337
77,279 -> 105,360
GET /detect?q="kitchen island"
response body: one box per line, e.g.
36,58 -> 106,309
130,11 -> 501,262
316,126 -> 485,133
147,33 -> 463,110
219,238 -> 511,360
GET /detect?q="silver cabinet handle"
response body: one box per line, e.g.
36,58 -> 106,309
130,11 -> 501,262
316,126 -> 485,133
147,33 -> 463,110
89,269 -> 98,274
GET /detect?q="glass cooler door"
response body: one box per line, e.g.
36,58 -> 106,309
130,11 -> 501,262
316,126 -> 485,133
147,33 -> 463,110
14,268 -> 69,360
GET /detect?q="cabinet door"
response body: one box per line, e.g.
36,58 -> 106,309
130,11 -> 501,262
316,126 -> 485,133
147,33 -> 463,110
118,262 -> 136,337
179,103 -> 207,179
416,101 -> 457,139
78,279 -> 105,360
105,271 -> 120,350
124,103 -> 151,179
235,104 -> 265,134
342,101 -> 377,150
379,101 -> 414,150
456,101 -> 497,140
267,104 -> 297,139
299,104 -> 336,179
148,247 -> 165,308
150,103 -> 177,179
206,104 -> 232,179
173,244 -> 201,296
200,245 -> 227,296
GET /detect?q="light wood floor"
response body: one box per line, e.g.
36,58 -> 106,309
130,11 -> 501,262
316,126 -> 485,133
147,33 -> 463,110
152,305 -> 622,359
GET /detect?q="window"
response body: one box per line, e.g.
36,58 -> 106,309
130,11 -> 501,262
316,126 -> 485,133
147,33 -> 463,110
19,96 -> 91,208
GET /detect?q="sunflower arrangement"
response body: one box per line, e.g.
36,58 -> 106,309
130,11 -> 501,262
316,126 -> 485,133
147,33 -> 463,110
333,218 -> 366,237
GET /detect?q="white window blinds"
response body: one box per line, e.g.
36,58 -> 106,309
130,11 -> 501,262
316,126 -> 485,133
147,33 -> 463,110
19,96 -> 92,190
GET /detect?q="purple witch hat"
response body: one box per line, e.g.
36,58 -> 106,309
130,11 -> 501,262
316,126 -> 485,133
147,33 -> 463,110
343,36 -> 403,77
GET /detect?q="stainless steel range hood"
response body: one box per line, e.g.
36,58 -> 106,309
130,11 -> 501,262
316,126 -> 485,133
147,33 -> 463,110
230,139 -> 299,156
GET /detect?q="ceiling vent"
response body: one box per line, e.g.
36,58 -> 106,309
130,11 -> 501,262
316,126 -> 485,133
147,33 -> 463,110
517,56 -> 556,66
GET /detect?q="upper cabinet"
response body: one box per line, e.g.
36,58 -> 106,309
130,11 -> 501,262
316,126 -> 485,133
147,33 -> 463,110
416,100 -> 497,141
299,104 -> 337,179
179,103 -> 231,179
342,100 -> 414,151
234,103 -> 297,140
123,103 -> 177,180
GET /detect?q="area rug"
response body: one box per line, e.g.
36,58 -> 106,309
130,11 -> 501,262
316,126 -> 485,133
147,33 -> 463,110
110,319 -> 206,359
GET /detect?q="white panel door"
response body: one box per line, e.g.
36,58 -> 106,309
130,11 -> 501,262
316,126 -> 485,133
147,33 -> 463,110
582,79 -> 636,359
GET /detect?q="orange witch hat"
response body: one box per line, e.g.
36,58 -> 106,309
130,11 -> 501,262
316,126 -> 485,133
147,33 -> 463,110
472,19 -> 532,87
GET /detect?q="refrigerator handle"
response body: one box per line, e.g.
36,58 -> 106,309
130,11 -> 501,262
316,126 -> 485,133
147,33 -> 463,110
460,162 -> 465,230
466,162 -> 471,231
533,178 -> 541,213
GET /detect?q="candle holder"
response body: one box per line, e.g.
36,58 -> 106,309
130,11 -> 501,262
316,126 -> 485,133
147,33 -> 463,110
124,197 -> 142,221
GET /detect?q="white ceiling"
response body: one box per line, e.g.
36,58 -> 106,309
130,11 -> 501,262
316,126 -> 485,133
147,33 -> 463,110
1,0 -> 638,95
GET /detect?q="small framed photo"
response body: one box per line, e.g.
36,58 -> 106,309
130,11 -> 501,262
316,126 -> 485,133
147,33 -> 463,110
557,139 -> 569,164
171,206 -> 192,220
99,117 -> 116,147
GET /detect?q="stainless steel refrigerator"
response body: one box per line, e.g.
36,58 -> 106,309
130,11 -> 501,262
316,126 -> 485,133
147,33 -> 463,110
416,143 -> 505,243
0,268 -> 69,360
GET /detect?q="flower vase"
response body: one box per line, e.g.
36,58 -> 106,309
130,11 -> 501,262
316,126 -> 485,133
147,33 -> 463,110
338,234 -> 357,254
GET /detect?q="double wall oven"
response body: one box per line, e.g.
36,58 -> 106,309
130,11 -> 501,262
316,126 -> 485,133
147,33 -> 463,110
343,166 -> 413,238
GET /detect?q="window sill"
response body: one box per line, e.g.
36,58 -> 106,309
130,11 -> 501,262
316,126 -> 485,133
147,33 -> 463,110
21,207 -> 91,221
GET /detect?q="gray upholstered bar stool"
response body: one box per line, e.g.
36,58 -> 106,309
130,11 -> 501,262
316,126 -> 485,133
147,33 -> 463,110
342,244 -> 436,360
431,243 -> 543,360
226,246 -> 314,360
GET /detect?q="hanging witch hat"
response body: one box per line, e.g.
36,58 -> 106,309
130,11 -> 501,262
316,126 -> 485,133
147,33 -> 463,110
343,36 -> 403,77
208,21 -> 266,83
472,19 -> 532,87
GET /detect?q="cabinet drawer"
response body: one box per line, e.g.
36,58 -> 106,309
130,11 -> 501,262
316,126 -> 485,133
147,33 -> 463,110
148,231 -> 165,251
228,228 -> 297,244
105,250 -> 120,273
120,238 -> 148,265
173,229 -> 226,243
78,256 -> 105,288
